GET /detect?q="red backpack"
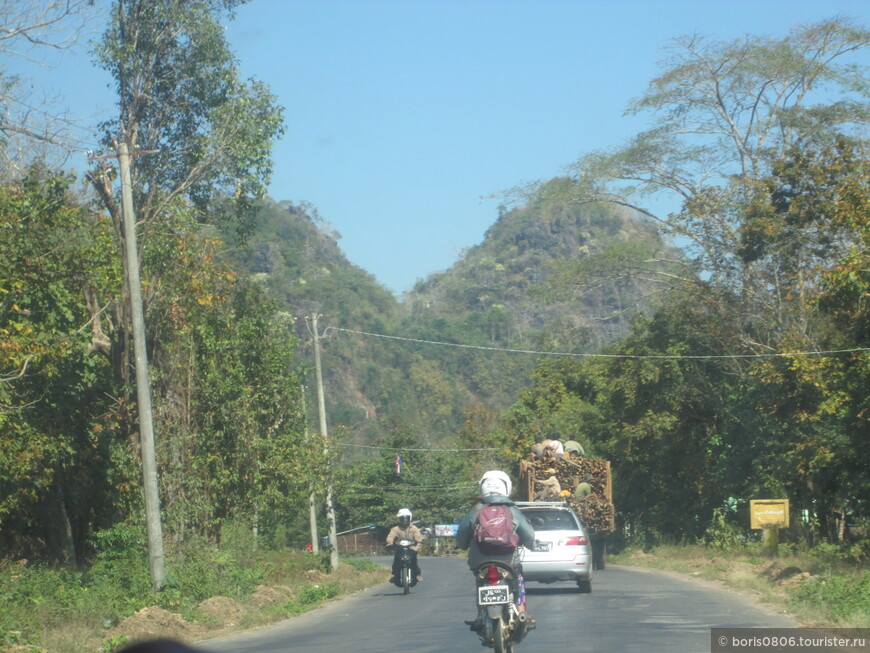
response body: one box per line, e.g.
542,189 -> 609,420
474,503 -> 519,554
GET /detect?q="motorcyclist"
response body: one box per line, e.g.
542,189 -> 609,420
386,508 -> 423,584
456,470 -> 536,630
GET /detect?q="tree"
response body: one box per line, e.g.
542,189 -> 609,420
625,19 -> 867,181
79,0 -> 291,566
0,168 -> 121,563
87,0 -> 285,388
504,297 -> 747,545
0,0 -> 99,178
85,0 -> 285,498
334,442 -> 478,531
747,136 -> 870,540
585,18 -> 867,196
567,18 -> 868,292
511,137 -> 869,545
164,275 -> 308,543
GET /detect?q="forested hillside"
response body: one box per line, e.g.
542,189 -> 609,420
221,183 -> 675,448
408,176 -> 681,349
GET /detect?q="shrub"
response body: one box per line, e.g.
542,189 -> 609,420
794,570 -> 870,625
296,582 -> 340,605
90,523 -> 145,561
0,526 -> 384,650
345,557 -> 379,573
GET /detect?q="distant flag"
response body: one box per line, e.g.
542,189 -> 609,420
395,455 -> 403,476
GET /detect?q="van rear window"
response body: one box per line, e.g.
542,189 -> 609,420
521,509 -> 580,531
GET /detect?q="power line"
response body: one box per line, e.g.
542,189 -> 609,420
334,442 -> 498,452
335,327 -> 870,360
342,483 -> 478,492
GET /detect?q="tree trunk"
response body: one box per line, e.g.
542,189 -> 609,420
43,483 -> 78,566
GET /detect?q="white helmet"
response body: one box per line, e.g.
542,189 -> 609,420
397,508 -> 412,526
479,470 -> 512,497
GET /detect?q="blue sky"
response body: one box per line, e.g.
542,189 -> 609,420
7,0 -> 870,295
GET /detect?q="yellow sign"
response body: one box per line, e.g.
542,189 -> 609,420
750,499 -> 789,529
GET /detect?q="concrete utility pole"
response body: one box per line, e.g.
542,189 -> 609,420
118,140 -> 165,591
300,386 -> 319,554
310,314 -> 339,571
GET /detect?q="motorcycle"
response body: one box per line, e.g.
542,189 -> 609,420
387,538 -> 418,595
472,560 -> 533,652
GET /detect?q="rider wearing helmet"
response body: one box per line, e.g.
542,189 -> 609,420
456,470 -> 536,629
386,508 -> 423,584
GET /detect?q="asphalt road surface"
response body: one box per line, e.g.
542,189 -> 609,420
198,556 -> 798,653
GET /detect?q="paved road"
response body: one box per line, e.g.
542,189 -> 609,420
198,556 -> 797,653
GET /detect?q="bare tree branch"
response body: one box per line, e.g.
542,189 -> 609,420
0,0 -> 103,178
1,354 -> 34,384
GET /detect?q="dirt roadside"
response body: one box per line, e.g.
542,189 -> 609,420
610,548 -> 838,628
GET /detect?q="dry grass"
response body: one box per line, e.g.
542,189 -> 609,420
29,559 -> 390,653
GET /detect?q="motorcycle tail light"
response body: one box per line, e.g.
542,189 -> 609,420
485,565 -> 501,585
562,536 -> 588,546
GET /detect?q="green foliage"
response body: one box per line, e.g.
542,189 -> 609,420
343,557 -> 380,573
89,523 -> 145,561
1,153 -> 309,565
704,507 -> 745,551
165,275 -> 308,538
794,570 -> 870,625
743,138 -> 870,540
295,582 -> 340,605
221,187 -> 673,454
92,0 -> 285,231
571,18 -> 869,300
162,542 -> 265,605
333,440 -> 483,530
615,18 -> 867,187
101,635 -> 130,652
497,27 -> 870,547
82,0 -> 295,552
0,168 -> 120,561
0,531 -> 372,650
265,579 -> 343,618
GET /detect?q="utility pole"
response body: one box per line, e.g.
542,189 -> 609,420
310,314 -> 339,571
300,386 -> 319,554
117,140 -> 165,591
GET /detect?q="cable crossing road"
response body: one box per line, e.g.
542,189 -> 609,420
198,556 -> 797,653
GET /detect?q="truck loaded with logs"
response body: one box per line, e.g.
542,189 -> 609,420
518,456 -> 615,569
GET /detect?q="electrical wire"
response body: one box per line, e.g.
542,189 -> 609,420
335,327 -> 870,360
333,442 -> 498,452
341,483 -> 477,492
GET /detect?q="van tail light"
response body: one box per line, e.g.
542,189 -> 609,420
561,536 -> 588,546
486,565 -> 502,585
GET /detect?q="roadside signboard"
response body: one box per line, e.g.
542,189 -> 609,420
750,499 -> 789,530
435,524 -> 459,537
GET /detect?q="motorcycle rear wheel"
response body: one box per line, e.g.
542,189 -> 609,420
490,615 -> 514,653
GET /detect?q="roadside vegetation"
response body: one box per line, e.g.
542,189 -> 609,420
0,522 -> 387,652
611,540 -> 870,629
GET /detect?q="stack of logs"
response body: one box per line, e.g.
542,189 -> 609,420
522,457 -> 615,535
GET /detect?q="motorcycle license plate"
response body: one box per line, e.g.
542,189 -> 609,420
478,586 -> 510,605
